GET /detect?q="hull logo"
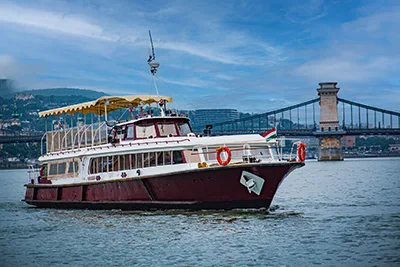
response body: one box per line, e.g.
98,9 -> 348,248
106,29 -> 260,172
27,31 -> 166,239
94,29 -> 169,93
240,171 -> 265,195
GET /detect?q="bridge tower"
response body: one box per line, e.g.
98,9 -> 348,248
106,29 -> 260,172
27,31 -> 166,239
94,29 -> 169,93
316,82 -> 343,161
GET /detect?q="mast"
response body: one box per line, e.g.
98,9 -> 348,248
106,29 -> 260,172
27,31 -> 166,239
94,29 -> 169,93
147,30 -> 165,117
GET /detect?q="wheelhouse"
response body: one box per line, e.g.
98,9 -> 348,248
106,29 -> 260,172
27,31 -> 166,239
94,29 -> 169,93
118,117 -> 193,140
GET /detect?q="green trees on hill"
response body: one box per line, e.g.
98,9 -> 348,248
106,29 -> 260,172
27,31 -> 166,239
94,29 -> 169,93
0,143 -> 41,161
356,137 -> 397,151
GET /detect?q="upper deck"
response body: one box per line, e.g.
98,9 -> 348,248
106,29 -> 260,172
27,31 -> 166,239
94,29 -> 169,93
38,95 -> 187,154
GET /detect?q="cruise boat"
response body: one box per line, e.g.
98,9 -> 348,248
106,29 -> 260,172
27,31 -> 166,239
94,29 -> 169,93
23,96 -> 305,210
23,31 -> 306,210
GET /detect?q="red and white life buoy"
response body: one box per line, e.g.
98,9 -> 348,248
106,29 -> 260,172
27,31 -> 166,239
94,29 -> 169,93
297,142 -> 306,162
216,146 -> 232,166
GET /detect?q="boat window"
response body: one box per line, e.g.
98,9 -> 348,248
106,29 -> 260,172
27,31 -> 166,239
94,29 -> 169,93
127,125 -> 134,139
183,150 -> 201,163
49,163 -> 58,175
107,156 -> 113,172
177,122 -> 191,136
130,154 -> 136,169
113,156 -> 119,171
150,152 -> 157,167
123,155 -> 130,170
173,151 -> 184,164
156,152 -> 163,166
136,124 -> 156,139
58,162 -> 66,174
89,158 -> 98,174
101,157 -> 108,172
157,123 -> 177,136
164,151 -> 171,165
140,152 -> 157,167
119,155 -> 125,171
137,153 -> 144,168
67,161 -> 79,174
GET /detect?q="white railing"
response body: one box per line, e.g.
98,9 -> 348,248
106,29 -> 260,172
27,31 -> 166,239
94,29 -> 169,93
191,142 -> 284,167
45,122 -> 110,153
27,165 -> 40,184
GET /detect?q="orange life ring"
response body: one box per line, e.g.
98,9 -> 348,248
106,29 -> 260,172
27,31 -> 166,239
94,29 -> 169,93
216,146 -> 232,166
297,142 -> 306,162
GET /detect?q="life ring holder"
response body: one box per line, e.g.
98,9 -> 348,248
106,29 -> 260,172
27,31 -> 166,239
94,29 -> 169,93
216,146 -> 232,166
297,142 -> 306,162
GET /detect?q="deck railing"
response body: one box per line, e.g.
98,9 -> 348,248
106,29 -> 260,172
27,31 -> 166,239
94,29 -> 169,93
189,142 -> 283,167
45,122 -> 110,153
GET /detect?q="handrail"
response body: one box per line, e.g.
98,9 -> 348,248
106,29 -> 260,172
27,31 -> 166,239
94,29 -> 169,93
41,133 -> 46,155
61,128 -> 73,151
44,121 -> 110,153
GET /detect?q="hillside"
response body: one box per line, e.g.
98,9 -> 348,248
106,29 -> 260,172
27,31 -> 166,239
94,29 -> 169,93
0,79 -> 108,99
21,88 -> 108,99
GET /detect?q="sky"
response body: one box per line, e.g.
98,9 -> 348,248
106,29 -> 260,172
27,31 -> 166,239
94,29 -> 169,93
0,0 -> 399,112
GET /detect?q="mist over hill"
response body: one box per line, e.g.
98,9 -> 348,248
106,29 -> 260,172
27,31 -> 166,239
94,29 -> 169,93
21,88 -> 108,99
0,79 -> 108,99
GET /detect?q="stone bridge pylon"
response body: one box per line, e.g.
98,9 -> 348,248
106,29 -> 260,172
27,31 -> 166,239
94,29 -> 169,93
316,82 -> 343,161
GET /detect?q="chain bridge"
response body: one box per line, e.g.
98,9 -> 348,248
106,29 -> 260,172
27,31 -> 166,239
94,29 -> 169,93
210,82 -> 400,161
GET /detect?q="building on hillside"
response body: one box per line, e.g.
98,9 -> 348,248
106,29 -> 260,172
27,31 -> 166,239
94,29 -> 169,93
191,109 -> 239,131
15,94 -> 34,101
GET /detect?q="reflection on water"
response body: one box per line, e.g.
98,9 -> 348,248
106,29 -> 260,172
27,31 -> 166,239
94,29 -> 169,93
1,158 -> 400,266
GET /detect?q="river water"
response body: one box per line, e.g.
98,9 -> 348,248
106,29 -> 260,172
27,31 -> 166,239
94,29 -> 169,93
0,158 -> 399,267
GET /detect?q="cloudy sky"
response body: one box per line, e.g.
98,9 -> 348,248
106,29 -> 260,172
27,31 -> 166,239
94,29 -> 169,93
0,0 -> 399,112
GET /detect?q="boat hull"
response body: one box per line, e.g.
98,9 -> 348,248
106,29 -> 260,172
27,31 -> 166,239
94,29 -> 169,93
24,162 -> 303,210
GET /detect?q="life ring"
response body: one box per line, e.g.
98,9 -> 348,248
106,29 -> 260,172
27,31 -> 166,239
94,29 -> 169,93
297,142 -> 306,162
216,146 -> 232,166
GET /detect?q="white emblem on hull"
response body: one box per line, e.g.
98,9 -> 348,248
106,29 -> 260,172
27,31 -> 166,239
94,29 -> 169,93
240,171 -> 265,195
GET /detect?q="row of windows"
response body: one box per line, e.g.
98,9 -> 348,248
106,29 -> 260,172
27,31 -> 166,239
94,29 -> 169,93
126,122 -> 191,139
89,150 -> 189,174
48,161 -> 79,176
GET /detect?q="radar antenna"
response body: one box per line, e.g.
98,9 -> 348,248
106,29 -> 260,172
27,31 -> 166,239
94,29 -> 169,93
147,30 -> 160,75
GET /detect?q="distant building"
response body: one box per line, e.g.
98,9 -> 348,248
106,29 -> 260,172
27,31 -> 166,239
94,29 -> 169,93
15,94 -> 34,101
389,144 -> 400,152
342,136 -> 356,148
191,109 -> 239,130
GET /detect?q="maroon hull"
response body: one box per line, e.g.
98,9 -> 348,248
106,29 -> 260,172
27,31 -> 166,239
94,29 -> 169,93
24,162 -> 303,210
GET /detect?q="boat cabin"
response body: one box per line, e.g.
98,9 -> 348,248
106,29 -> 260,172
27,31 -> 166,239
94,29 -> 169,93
114,117 -> 193,141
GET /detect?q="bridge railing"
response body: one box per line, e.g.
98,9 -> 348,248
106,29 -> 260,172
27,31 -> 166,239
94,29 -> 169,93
338,98 -> 400,130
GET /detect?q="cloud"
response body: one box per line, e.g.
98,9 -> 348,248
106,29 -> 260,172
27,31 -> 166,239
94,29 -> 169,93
294,6 -> 400,85
285,0 -> 327,24
295,56 -> 397,82
0,54 -> 17,78
0,2 -> 286,67
0,2 -> 117,41
0,54 -> 41,82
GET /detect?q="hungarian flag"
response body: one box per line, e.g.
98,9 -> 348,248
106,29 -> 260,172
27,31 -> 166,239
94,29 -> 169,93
260,127 -> 277,142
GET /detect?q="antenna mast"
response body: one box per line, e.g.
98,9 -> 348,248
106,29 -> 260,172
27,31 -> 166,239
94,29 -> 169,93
147,30 -> 160,75
147,30 -> 165,117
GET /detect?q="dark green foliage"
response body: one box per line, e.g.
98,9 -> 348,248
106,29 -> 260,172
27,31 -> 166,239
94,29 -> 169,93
0,143 -> 41,161
356,137 -> 397,151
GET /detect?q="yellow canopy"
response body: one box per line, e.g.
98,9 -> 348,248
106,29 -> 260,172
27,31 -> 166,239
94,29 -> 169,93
38,95 -> 172,117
